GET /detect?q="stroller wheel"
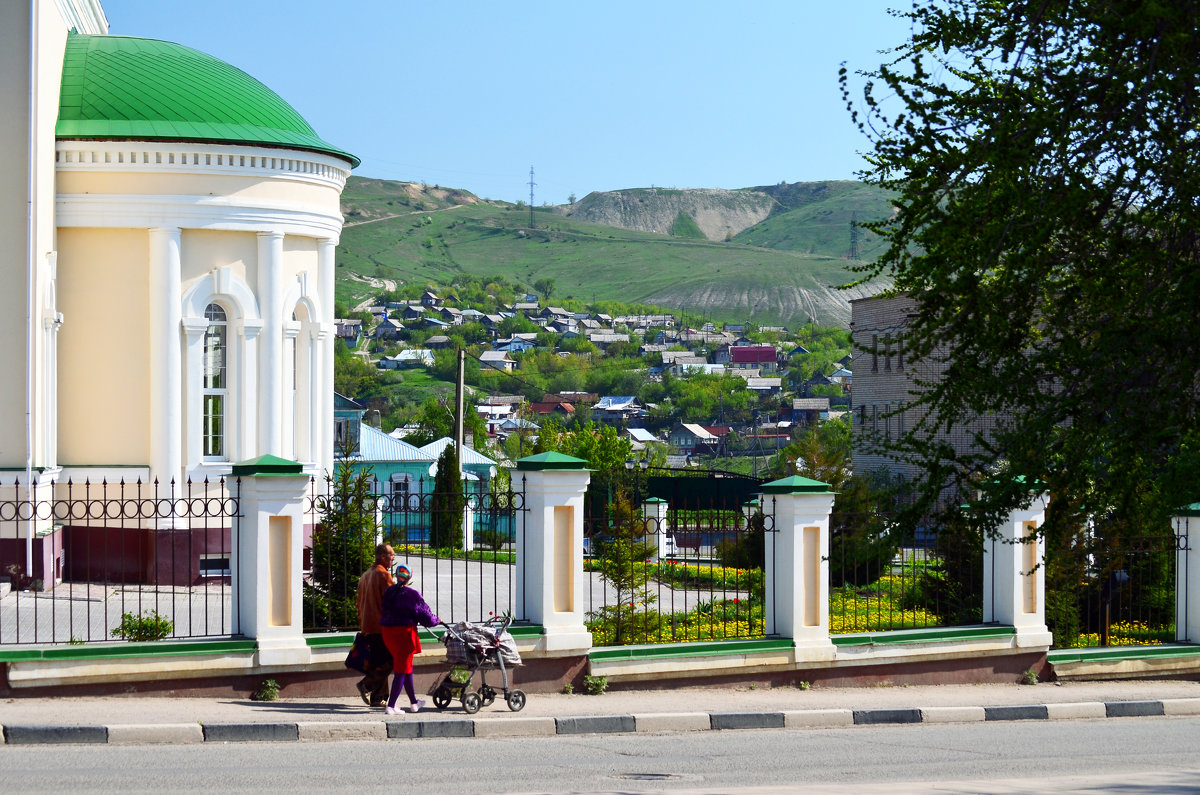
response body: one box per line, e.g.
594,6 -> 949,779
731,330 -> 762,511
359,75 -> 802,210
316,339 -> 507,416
433,686 -> 452,710
479,685 -> 496,706
462,691 -> 482,714
506,689 -> 526,712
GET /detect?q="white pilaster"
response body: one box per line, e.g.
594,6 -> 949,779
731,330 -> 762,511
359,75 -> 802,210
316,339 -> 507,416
1173,509 -> 1200,644
317,238 -> 336,476
148,227 -> 183,486
257,231 -> 284,456
281,320 -> 301,461
181,317 -> 208,470
983,494 -> 1053,647
237,319 -> 263,461
762,477 -> 836,658
513,454 -> 593,651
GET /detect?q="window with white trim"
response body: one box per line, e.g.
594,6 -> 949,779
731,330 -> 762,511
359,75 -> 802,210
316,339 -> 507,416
202,303 -> 228,459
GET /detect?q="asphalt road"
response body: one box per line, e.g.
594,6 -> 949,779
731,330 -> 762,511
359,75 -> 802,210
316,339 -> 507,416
4,715 -> 1200,794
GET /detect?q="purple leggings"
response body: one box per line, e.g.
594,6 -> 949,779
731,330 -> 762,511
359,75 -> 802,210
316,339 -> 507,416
388,672 -> 416,708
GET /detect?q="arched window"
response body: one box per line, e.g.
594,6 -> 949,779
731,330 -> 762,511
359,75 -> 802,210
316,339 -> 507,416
202,303 -> 228,459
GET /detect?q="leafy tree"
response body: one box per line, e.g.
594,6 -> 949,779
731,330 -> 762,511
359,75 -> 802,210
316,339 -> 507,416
776,416 -> 851,488
304,461 -> 379,629
844,1 -> 1200,528
533,277 -> 555,299
430,444 -> 464,550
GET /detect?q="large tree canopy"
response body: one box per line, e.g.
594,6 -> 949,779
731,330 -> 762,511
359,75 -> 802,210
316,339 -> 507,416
844,1 -> 1200,527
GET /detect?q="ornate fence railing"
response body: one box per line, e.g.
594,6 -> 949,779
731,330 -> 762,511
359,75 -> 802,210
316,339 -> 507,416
302,476 -> 526,634
0,476 -> 240,645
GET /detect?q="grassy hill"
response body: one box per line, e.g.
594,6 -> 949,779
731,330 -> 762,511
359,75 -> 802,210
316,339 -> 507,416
336,178 -> 892,327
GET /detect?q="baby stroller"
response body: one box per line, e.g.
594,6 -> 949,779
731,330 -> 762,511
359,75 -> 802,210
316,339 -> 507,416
434,615 -> 525,713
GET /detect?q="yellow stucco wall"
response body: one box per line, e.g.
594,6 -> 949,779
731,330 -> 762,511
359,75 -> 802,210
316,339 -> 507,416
56,228 -> 151,466
181,229 -> 257,304
55,168 -> 343,217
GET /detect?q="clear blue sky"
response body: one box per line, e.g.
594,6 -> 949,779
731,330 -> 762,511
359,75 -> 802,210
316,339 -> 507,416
99,1 -> 909,206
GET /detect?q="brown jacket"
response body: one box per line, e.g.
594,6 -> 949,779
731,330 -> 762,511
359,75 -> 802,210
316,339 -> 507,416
355,563 -> 394,633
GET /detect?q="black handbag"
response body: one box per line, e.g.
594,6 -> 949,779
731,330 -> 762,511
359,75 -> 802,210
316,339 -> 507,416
344,632 -> 371,673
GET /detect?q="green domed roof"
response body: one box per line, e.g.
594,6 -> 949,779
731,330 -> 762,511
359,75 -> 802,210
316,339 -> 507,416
56,34 -> 358,167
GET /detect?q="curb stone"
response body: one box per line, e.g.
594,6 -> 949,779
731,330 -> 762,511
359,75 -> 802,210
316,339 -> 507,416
2,698 -> 1197,745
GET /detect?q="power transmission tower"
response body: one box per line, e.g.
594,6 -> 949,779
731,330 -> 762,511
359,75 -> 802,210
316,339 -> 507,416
528,166 -> 536,228
848,210 -> 860,260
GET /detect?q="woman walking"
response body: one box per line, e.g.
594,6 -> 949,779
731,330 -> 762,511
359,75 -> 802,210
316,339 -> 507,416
380,563 -> 441,714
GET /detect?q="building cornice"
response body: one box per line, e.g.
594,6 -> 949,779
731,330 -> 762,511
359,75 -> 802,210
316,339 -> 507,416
55,140 -> 349,191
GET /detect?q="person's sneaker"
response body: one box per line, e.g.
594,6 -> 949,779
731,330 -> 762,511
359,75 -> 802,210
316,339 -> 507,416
356,681 -> 371,706
385,706 -> 401,715
408,699 -> 426,713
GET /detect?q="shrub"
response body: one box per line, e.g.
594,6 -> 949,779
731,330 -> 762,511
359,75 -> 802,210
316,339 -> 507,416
584,675 -> 608,695
251,679 -> 281,701
112,610 -> 174,641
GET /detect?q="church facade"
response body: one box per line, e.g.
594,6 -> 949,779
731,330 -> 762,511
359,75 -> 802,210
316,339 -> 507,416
1,0 -> 355,585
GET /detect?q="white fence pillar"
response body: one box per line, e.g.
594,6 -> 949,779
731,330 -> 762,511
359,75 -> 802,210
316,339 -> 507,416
642,497 -> 670,560
514,453 -> 593,652
983,494 -> 1053,647
232,455 -> 312,666
1173,505 -> 1200,644
762,476 -> 836,657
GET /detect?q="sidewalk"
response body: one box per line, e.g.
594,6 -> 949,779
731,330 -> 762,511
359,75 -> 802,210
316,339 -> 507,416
4,679 -> 1200,745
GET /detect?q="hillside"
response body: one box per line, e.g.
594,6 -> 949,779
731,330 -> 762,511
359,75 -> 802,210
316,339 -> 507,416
336,178 -> 892,327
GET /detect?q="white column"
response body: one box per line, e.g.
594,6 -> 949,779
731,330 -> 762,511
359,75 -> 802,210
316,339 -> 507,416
257,231 -> 284,456
309,326 -> 328,470
317,238 -> 336,476
237,320 -> 263,462
281,320 -> 301,461
762,476 -> 836,657
1173,509 -> 1200,644
232,457 -> 312,665
148,227 -> 183,486
983,494 -> 1053,647
181,317 -> 208,471
514,453 -> 593,651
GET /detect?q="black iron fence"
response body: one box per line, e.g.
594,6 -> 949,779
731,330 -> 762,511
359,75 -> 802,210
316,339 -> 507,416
827,511 -> 984,634
584,469 -> 775,646
0,476 -> 240,645
303,475 -> 526,634
1044,528 -> 1185,648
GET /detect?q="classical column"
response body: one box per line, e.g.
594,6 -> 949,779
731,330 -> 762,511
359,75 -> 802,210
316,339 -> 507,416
982,494 -> 1053,647
317,238 -> 336,476
281,320 -> 301,461
148,227 -> 183,486
181,317 -> 209,471
514,452 -> 593,651
256,231 -> 284,456
237,319 -> 263,462
762,475 -> 836,656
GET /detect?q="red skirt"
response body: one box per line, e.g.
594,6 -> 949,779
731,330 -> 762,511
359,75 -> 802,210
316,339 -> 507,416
381,625 -> 421,674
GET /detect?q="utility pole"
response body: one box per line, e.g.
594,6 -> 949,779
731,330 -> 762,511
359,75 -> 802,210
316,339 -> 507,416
455,348 -> 465,480
528,166 -> 536,229
848,210 -> 860,260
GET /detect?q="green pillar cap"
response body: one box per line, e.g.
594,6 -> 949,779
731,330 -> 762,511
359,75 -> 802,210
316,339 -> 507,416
516,451 -> 591,471
644,497 -> 667,504
231,454 -> 305,477
1176,502 -> 1200,517
761,475 -> 832,494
